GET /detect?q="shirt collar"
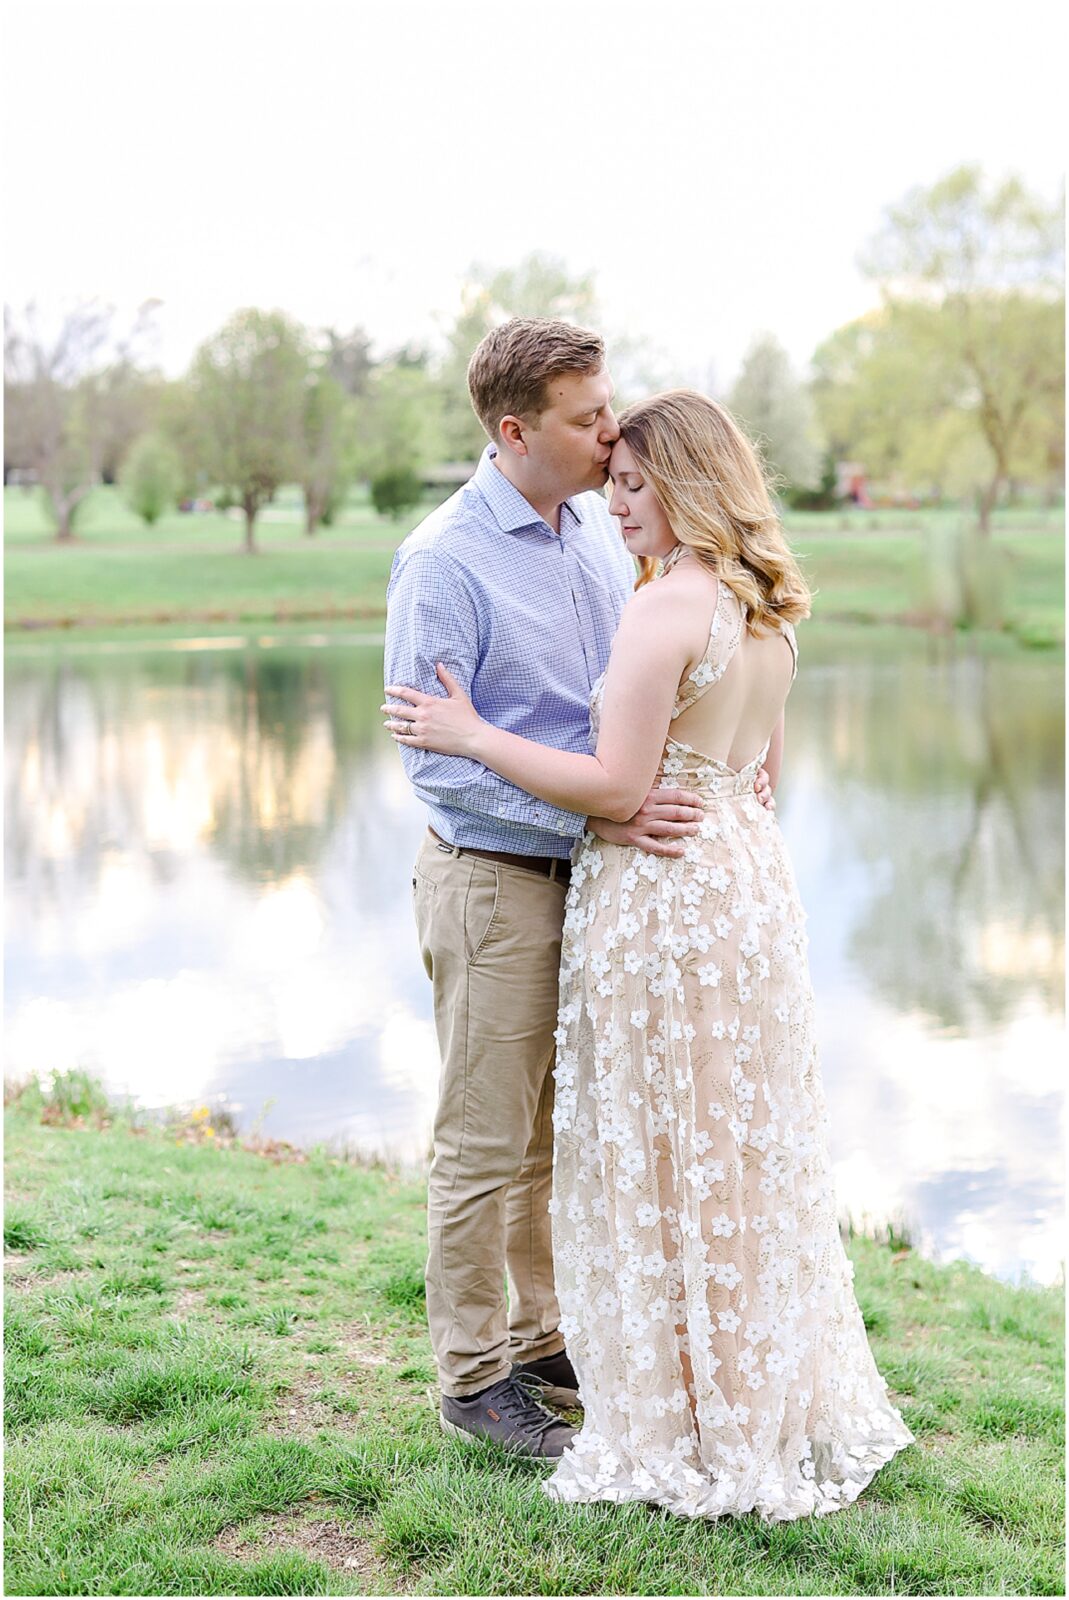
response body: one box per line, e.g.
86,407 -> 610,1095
473,445 -> 586,536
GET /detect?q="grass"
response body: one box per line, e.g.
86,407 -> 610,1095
4,1093 -> 1064,1596
4,485 -> 1064,645
3,484 -> 418,633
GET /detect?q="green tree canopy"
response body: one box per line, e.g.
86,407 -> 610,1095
119,430 -> 181,524
728,334 -> 820,491
858,166 -> 1065,527
300,367 -> 352,536
354,361 -> 443,486
811,308 -> 959,486
188,309 -> 309,553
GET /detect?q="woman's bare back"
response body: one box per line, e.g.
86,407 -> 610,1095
664,558 -> 796,773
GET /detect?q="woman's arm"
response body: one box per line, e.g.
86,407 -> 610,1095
384,586 -> 691,824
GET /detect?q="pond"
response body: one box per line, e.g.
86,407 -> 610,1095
4,624 -> 1064,1285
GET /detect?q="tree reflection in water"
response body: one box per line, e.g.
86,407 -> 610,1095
785,631 -> 1063,1033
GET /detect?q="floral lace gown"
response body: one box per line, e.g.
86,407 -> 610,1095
544,579 -> 913,1521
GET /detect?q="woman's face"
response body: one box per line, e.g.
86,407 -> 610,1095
607,439 -> 677,562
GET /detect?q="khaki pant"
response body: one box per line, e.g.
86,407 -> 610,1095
412,830 -> 568,1396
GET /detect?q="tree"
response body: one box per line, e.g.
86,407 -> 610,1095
728,334 -> 820,491
120,430 -> 181,524
155,377 -> 204,502
862,166 -> 1064,531
608,332 -> 679,410
437,253 -> 599,462
810,308 -> 956,489
354,361 -> 443,487
4,301 -> 158,541
97,359 -> 164,484
437,287 -> 497,462
324,324 -> 373,397
300,368 -> 352,536
810,303 -> 1028,630
188,309 -> 309,553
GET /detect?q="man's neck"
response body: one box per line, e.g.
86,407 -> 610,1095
492,452 -> 564,536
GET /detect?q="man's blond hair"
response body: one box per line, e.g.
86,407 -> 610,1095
467,318 -> 605,440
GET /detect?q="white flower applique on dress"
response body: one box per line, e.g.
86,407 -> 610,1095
544,575 -> 913,1522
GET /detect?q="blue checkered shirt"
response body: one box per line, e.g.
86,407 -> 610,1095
385,445 -> 635,856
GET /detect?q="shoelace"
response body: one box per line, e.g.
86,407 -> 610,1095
512,1369 -> 552,1397
492,1379 -> 568,1438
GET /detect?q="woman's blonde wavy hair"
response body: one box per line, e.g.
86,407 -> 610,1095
618,389 -> 811,632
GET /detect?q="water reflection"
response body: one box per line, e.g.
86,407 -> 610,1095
4,628 -> 1064,1284
789,644 -> 1063,1031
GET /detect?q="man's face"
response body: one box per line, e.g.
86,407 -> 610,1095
522,367 -> 619,497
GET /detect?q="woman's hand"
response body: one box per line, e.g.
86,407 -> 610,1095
382,665 -> 486,757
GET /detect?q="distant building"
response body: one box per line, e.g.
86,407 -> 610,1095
421,461 -> 477,495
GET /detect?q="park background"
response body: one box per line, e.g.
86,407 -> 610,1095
3,1 -> 1065,1595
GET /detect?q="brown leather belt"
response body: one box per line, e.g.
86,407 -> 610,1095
428,827 -> 571,883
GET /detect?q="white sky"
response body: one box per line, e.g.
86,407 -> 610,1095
3,0 -> 1064,389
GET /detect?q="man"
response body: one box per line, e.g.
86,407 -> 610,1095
385,319 -> 767,1457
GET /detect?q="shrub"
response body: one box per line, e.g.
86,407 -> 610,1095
120,432 -> 181,525
42,1069 -> 110,1125
784,452 -> 840,511
370,466 -> 422,520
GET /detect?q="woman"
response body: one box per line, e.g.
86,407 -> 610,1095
384,390 -> 913,1520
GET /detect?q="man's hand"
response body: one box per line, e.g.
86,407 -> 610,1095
588,787 -> 705,858
590,768 -> 776,855
754,766 -> 775,811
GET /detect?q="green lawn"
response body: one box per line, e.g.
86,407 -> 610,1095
4,1097 -> 1064,1597
791,525 -> 1064,646
3,485 -> 418,631
2,483 -> 412,550
4,486 -> 1064,644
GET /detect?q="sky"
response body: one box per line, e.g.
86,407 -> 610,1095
3,0 -> 1065,390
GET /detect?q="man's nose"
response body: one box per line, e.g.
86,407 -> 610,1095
600,408 -> 620,443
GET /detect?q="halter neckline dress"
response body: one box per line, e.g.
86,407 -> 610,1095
544,573 -> 913,1521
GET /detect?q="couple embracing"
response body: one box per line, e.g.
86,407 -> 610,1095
383,318 -> 912,1522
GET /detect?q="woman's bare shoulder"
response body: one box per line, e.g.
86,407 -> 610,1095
618,574 -> 695,631
629,561 -> 717,611
616,566 -> 717,657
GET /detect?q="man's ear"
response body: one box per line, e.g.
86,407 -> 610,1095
498,414 -> 529,457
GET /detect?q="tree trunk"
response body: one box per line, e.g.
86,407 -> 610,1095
243,495 -> 258,554
977,470 -> 1002,537
304,489 -> 321,537
50,489 -> 76,542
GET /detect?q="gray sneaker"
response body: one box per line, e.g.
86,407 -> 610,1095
440,1375 -> 577,1458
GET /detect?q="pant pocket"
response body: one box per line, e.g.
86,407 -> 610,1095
412,864 -> 438,978
464,865 -> 500,965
